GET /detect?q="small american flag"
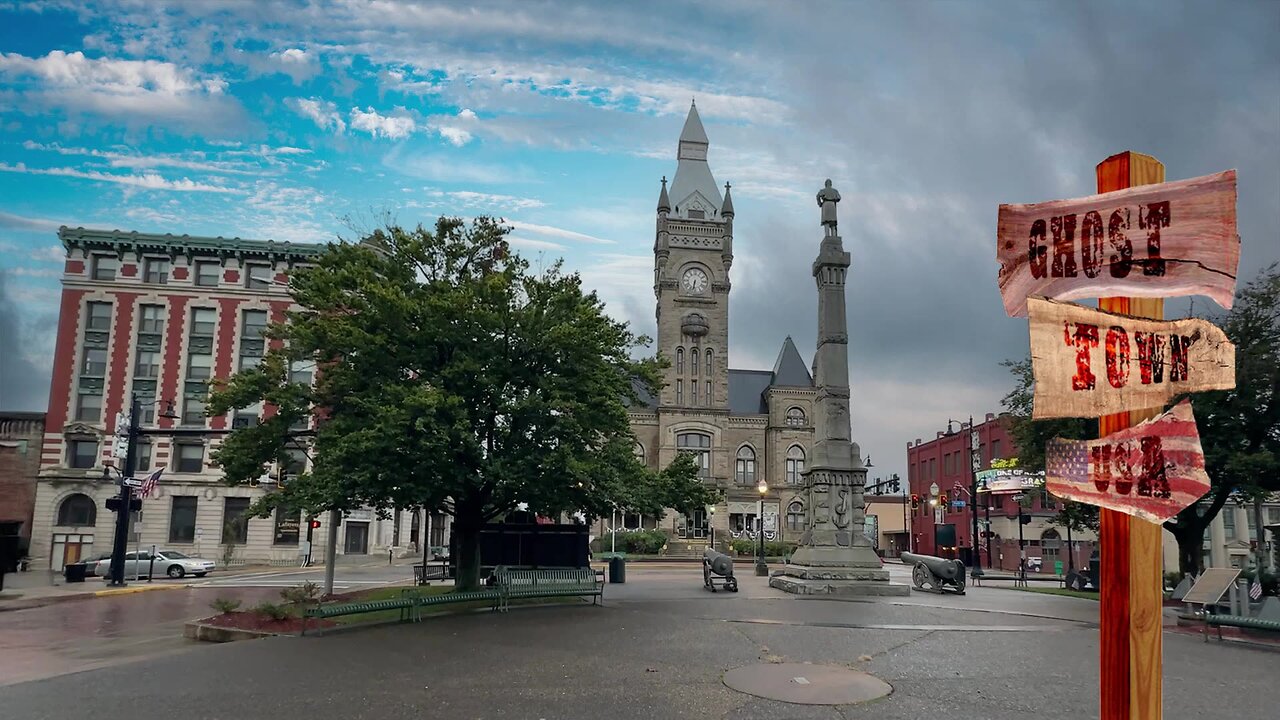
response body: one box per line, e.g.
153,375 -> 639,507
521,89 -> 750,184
1045,399 -> 1210,525
1250,580 -> 1263,601
139,469 -> 163,499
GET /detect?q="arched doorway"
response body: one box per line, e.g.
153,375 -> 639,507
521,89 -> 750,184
52,493 -> 98,570
1040,528 -> 1061,573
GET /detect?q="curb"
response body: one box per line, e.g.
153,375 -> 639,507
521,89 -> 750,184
184,620 -> 282,643
94,583 -> 188,598
0,582 -> 188,612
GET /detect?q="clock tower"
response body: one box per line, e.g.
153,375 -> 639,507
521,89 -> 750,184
653,100 -> 735,411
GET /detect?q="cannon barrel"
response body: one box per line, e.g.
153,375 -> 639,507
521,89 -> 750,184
703,548 -> 735,578
901,552 -> 965,581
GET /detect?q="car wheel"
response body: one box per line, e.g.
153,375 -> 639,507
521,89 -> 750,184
167,565 -> 185,579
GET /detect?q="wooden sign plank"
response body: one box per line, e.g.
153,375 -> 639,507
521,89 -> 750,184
1045,399 -> 1211,524
1028,297 -> 1234,419
997,170 -> 1239,317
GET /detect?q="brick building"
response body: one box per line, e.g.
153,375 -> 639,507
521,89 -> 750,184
1,412 -> 46,549
29,228 -> 434,572
906,413 -> 1098,573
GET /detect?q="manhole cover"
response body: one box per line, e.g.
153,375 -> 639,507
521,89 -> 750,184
723,663 -> 891,705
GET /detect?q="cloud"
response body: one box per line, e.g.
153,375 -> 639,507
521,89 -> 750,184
0,272 -> 52,411
0,49 -> 245,134
0,210 -> 63,232
272,48 -> 310,64
507,236 -> 567,252
0,162 -> 244,193
385,147 -> 532,184
505,220 -> 614,245
437,126 -> 472,146
349,106 -> 416,139
0,266 -> 61,278
21,140 -> 261,175
286,97 -> 346,133
419,190 -> 545,212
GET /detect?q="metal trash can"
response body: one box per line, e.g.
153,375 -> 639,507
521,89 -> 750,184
64,562 -> 88,583
608,555 -> 626,584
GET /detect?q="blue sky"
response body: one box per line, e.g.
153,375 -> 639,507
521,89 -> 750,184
2,1 -> 1278,484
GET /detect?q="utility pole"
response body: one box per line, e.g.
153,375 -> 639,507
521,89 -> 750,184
106,395 -> 141,587
323,508 -> 340,595
968,416 -> 982,575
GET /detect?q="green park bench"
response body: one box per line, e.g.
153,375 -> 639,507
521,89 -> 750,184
301,587 -> 503,634
1203,613 -> 1280,641
492,565 -> 603,613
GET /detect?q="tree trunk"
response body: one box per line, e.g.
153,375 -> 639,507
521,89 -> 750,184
453,519 -> 482,592
1172,526 -> 1204,577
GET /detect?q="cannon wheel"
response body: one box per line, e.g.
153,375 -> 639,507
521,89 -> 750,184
703,563 -> 713,590
727,578 -> 739,592
954,577 -> 965,593
912,563 -> 930,589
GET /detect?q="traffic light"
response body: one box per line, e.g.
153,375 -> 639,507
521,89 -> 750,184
106,497 -> 142,512
939,492 -> 949,508
910,494 -> 920,510
310,519 -> 322,529
1020,513 -> 1032,525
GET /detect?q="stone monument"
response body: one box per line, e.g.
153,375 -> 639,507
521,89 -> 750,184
770,180 -> 909,597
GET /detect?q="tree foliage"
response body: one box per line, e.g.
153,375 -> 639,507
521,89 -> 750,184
208,218 -> 719,589
1000,264 -> 1280,574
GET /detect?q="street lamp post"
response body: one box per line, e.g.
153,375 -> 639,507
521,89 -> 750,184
928,482 -> 940,555
755,479 -> 769,576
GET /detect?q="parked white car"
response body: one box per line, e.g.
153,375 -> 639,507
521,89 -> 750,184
94,550 -> 216,579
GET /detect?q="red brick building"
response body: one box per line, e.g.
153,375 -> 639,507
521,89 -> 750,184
905,413 -> 1097,573
1,412 -> 46,548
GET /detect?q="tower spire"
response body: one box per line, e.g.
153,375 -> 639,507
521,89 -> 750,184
657,176 -> 671,213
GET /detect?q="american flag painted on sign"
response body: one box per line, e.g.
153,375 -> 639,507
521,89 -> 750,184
1250,581 -> 1263,601
1045,399 -> 1210,524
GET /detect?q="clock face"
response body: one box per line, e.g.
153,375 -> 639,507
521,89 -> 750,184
681,268 -> 708,294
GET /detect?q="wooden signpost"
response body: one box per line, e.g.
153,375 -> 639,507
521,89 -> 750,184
1028,297 -> 1235,419
996,151 -> 1241,720
997,169 -> 1239,317
1045,399 -> 1212,525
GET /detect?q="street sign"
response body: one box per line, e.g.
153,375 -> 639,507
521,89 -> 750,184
121,476 -> 144,488
1028,297 -> 1235,419
996,169 -> 1239,317
113,437 -> 129,460
1045,399 -> 1211,524
115,411 -> 131,437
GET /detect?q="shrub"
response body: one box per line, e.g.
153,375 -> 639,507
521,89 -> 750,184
595,529 -> 668,555
730,539 -> 754,555
280,581 -> 321,606
729,539 -> 796,557
253,601 -> 294,621
209,597 -> 242,614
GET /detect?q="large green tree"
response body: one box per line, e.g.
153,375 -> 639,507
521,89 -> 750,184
208,218 -> 718,590
1002,264 -> 1280,575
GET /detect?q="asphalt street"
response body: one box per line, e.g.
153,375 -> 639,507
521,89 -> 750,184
0,563 -> 1276,719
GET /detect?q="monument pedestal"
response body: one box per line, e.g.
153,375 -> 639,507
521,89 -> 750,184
770,544 -> 910,597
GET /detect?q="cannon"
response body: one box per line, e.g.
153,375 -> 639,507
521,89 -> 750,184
902,552 -> 966,594
703,548 -> 738,593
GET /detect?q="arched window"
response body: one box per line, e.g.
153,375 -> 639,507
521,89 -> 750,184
691,348 -> 699,376
735,446 -> 756,485
676,432 -> 711,478
787,501 -> 806,531
785,445 -> 806,485
676,347 -> 684,374
705,348 -> 713,375
57,493 -> 97,527
786,407 -> 806,427
633,442 -> 645,465
1041,528 -> 1062,566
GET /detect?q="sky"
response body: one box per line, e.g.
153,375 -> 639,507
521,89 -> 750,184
0,0 -> 1277,486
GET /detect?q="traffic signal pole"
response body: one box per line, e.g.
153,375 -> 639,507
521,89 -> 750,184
106,395 -> 140,587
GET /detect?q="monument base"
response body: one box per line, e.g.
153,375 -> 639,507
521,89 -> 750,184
769,543 -> 910,597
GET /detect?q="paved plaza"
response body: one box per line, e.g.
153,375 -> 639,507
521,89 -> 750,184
0,562 -> 1276,719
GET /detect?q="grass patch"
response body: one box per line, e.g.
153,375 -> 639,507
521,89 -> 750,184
1010,586 -> 1100,601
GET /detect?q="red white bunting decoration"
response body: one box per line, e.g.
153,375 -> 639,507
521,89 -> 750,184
997,170 -> 1239,317
1045,399 -> 1210,524
1028,297 -> 1234,419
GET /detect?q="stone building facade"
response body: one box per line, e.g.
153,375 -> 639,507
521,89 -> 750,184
1,412 -> 46,546
28,228 -> 430,571
625,103 -> 816,548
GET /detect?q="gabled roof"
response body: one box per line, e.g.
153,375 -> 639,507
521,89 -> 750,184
667,101 -> 722,221
770,336 -> 813,387
727,369 -> 772,414
626,376 -> 658,410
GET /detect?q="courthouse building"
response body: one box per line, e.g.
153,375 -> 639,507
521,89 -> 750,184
28,229 -> 437,571
624,102 -> 817,548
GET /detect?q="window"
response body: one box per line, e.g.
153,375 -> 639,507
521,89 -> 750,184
81,348 -> 107,376
786,445 -> 806,485
242,309 -> 268,340
676,379 -> 683,405
75,391 -> 102,422
222,497 -> 251,544
729,512 -> 756,533
86,302 -> 112,330
144,258 -> 170,284
67,439 -> 97,468
283,447 -> 308,477
273,507 -> 300,546
92,255 -> 118,281
786,407 -> 806,427
135,440 -> 152,472
1269,507 -> 1280,525
676,347 -> 684,374
676,432 -> 711,478
169,497 -> 198,543
57,493 -> 97,526
1223,510 -> 1236,540
787,501 -> 805,531
1247,511 -> 1256,532
246,264 -> 271,290
930,458 -> 937,480
691,348 -> 699,376
633,442 -> 645,465
174,443 -> 204,473
705,381 -> 710,405
232,409 -> 260,429
186,353 -> 213,380
687,209 -> 705,219
692,381 -> 699,405
191,308 -> 216,336
944,453 -> 953,476
195,261 -> 220,287
134,349 -> 160,378
139,305 -> 165,333
735,446 -> 756,485
705,348 -> 712,375
991,439 -> 1002,460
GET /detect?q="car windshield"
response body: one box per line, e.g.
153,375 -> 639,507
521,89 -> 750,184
160,551 -> 190,559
